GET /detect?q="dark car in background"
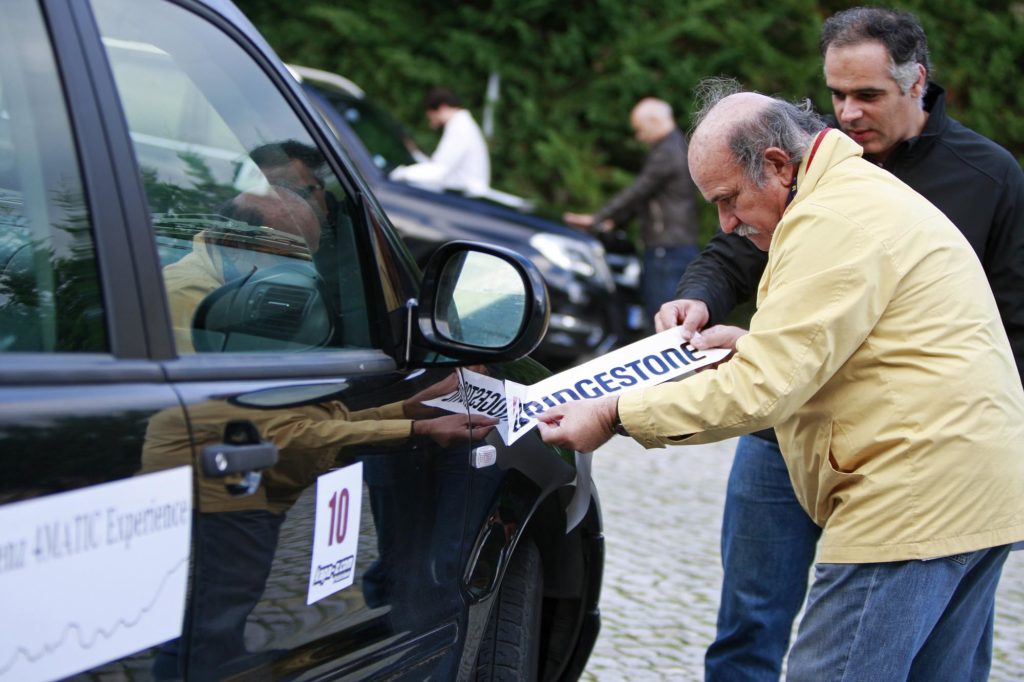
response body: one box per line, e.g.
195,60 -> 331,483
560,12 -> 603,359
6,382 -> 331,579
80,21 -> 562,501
288,65 -> 647,367
0,1 -> 602,680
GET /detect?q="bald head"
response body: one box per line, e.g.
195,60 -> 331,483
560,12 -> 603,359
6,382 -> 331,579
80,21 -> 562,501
229,187 -> 321,253
689,92 -> 774,174
630,97 -> 676,144
689,82 -> 825,189
685,82 -> 826,251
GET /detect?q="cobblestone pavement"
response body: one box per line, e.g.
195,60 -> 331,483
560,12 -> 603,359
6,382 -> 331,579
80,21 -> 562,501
582,436 -> 1024,681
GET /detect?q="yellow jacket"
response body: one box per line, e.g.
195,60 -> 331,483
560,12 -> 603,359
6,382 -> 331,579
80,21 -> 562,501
162,231 -> 312,353
163,233 -> 226,354
619,130 -> 1024,563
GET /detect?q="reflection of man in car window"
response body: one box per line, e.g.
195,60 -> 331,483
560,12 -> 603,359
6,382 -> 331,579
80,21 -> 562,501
250,140 -> 332,230
162,186 -> 319,353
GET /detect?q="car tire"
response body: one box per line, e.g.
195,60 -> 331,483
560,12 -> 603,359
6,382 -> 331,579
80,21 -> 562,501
473,538 -> 543,681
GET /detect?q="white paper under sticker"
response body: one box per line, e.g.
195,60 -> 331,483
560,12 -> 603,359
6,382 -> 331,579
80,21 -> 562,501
307,462 -> 363,605
0,467 -> 193,682
424,368 -> 510,444
506,326 -> 730,443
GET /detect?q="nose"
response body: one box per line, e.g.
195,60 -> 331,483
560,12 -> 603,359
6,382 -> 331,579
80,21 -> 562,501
718,206 -> 739,233
838,99 -> 862,124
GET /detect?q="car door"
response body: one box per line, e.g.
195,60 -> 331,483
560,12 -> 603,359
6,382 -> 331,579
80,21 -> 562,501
1,1 -> 496,681
83,1 -> 494,679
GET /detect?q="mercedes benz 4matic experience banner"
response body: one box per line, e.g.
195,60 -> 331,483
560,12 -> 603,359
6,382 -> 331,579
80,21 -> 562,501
426,327 -> 731,444
0,467 -> 193,682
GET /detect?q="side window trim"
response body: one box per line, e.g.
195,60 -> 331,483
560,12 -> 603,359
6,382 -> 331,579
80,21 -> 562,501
47,0 -> 169,359
160,347 -> 397,382
0,354 -> 165,384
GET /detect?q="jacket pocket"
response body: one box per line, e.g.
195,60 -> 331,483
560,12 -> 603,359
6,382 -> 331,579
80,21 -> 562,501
811,420 -> 864,525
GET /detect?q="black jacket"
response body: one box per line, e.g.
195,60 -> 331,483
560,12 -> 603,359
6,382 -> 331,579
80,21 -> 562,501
677,84 -> 1024,440
594,127 -> 700,248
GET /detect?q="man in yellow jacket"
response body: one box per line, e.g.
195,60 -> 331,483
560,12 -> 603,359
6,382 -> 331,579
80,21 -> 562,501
538,82 -> 1024,679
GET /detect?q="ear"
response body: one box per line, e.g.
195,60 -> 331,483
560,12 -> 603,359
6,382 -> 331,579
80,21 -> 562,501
909,64 -> 927,98
763,147 -> 792,184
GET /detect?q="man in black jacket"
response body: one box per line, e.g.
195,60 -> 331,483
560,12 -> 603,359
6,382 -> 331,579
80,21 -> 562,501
565,97 -> 701,320
655,8 -> 1024,680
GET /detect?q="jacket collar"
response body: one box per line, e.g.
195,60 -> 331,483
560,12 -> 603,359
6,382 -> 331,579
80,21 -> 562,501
786,129 -> 864,214
193,231 -> 228,281
876,81 -> 948,166
650,126 -> 682,150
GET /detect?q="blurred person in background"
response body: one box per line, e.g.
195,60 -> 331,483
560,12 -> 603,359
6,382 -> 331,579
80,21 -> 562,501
390,86 -> 490,194
565,97 -> 701,321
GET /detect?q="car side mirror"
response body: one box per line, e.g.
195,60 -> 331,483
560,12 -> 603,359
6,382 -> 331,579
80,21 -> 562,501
415,241 -> 549,362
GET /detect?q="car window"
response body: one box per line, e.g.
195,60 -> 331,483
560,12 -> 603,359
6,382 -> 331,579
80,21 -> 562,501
316,86 -> 419,172
0,0 -> 107,353
92,0 -> 374,354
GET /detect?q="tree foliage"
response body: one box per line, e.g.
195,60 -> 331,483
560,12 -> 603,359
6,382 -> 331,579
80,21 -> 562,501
237,0 -> 1024,244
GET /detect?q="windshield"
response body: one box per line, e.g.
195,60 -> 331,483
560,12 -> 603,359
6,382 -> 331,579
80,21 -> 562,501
314,84 -> 418,172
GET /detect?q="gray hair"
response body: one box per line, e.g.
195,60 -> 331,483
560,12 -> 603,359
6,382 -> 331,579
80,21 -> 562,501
690,77 -> 743,135
692,77 -> 826,187
889,61 -> 923,96
820,7 -> 930,99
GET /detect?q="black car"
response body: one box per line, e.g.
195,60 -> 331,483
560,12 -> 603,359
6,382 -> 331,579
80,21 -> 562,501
0,1 -> 602,680
287,65 -> 647,367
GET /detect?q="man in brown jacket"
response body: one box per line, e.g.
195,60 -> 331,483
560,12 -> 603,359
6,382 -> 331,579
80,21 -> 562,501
564,97 -> 701,320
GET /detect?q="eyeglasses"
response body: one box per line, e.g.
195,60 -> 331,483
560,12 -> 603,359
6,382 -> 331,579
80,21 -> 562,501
273,179 -> 324,200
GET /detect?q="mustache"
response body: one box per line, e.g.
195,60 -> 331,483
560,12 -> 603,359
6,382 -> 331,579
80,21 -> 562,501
735,224 -> 758,237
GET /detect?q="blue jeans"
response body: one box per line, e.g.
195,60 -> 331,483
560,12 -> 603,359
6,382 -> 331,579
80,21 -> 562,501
705,434 -> 821,682
643,244 -> 699,321
787,545 -> 1010,681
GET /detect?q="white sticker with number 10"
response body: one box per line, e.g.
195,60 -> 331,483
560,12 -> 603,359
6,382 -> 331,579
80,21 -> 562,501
307,462 -> 363,605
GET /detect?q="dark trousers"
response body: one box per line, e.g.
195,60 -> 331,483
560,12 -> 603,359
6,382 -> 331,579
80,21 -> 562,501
643,244 -> 699,321
155,510 -> 284,682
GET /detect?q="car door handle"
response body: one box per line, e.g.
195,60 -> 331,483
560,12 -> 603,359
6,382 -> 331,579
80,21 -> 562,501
201,441 -> 278,477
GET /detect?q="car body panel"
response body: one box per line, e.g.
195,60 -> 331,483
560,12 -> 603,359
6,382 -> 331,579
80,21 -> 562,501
0,1 -> 601,681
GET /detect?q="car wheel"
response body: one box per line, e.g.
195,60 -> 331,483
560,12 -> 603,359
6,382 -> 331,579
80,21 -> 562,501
473,539 -> 543,681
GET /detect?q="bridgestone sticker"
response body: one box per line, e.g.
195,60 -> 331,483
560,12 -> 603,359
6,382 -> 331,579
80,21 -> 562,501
425,327 -> 730,445
425,368 -> 511,443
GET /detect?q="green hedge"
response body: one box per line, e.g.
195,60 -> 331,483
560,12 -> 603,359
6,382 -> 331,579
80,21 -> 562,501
237,0 -> 1023,246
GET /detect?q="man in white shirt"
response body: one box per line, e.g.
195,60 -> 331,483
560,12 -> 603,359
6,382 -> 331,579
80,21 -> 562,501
390,87 -> 490,194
